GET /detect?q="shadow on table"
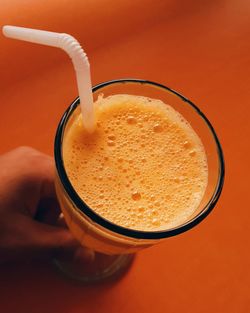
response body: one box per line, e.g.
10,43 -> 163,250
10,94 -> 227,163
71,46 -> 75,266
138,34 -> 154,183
0,259 -> 134,313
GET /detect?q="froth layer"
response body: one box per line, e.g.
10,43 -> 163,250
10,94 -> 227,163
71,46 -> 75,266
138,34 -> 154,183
63,94 -> 208,231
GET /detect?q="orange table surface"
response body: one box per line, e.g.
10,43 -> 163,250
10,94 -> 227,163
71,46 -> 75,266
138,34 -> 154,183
0,0 -> 249,312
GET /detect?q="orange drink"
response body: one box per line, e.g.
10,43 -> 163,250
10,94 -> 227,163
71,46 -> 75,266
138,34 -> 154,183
54,79 -> 224,281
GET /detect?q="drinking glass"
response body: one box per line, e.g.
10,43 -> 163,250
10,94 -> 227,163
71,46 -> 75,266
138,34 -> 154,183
54,79 -> 224,282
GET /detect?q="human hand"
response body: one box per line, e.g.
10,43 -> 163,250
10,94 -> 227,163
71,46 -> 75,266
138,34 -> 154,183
0,146 -> 91,264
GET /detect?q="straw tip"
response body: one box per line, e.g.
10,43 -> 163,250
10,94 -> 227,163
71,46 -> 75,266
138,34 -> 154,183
2,25 -> 12,37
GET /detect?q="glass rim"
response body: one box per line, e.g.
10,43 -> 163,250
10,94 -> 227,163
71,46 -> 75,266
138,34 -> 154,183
54,78 -> 225,240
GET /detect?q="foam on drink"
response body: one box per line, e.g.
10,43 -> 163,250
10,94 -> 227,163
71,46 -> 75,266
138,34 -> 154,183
63,94 -> 208,231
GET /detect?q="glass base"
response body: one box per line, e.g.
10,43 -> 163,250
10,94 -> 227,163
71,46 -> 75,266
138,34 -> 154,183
53,252 -> 135,283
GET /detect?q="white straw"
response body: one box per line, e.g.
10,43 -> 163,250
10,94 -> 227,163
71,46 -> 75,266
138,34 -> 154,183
2,25 -> 95,132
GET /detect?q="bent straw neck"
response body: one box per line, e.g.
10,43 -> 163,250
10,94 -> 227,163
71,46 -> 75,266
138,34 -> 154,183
2,25 -> 95,133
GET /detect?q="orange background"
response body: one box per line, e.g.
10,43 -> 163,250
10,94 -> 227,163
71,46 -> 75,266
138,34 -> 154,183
0,0 -> 249,312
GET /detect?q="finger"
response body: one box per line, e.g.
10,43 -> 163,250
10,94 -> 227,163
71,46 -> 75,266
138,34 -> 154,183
25,219 -> 94,263
1,213 -> 74,261
54,215 -> 96,263
36,156 -> 57,199
30,155 -> 61,220
73,246 -> 95,263
29,220 -> 76,257
0,214 -> 95,265
56,213 -> 67,227
0,214 -> 74,263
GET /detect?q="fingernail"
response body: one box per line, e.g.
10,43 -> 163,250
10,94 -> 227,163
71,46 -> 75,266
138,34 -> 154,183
74,247 -> 95,263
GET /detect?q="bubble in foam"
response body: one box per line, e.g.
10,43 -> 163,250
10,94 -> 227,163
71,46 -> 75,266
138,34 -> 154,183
108,134 -> 116,140
182,140 -> 190,149
107,140 -> 115,146
131,191 -> 141,201
152,218 -> 160,226
154,200 -> 161,207
127,116 -> 137,124
189,150 -> 196,156
138,206 -> 145,212
153,123 -> 163,133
